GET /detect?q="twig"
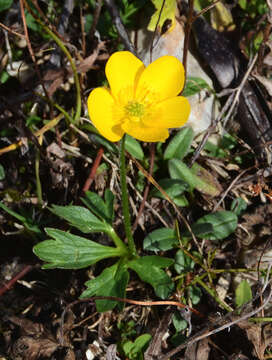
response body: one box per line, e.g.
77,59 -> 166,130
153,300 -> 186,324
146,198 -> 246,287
132,144 -> 155,232
158,283 -> 272,360
89,0 -> 103,41
126,177 -> 169,228
0,265 -> 33,297
0,21 -> 25,38
128,154 -> 201,254
182,0 -> 194,80
20,0 -> 50,105
82,147 -> 104,193
213,167 -> 254,212
150,0 -> 166,63
223,53 -> 258,127
192,0 -> 220,21
189,62 -> 260,166
59,296 -> 203,346
104,0 -> 136,54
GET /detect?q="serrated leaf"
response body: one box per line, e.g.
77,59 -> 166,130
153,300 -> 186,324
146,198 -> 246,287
143,227 -> 178,251
125,134 -> 144,160
235,280 -> 252,309
33,228 -> 122,269
150,178 -> 188,200
148,0 -> 177,32
128,256 -> 174,299
164,127 -> 194,160
168,159 -> 221,196
196,211 -> 238,240
50,205 -> 111,234
182,76 -> 210,97
81,189 -> 114,224
80,262 -> 129,312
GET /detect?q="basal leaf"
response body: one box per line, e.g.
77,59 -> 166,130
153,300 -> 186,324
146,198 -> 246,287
128,256 -> 174,299
174,249 -> 195,274
125,134 -> 144,160
80,262 -> 129,312
81,190 -> 114,224
150,178 -> 188,200
33,228 -> 122,269
50,205 -> 111,233
235,280 -> 252,309
182,76 -> 210,97
143,227 -> 178,251
196,211 -> 238,240
164,127 -> 194,160
168,159 -> 221,196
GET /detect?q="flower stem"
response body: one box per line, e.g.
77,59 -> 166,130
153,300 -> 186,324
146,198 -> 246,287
120,135 -> 137,256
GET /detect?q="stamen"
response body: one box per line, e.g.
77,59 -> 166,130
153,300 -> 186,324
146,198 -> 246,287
125,101 -> 145,118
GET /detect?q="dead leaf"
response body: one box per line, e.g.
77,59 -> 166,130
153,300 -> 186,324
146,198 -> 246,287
76,42 -> 106,74
184,337 -> 210,360
8,316 -> 43,337
12,336 -> 59,360
237,321 -> 266,359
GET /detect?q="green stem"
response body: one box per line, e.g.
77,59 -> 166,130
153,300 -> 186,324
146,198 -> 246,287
24,2 -> 81,124
42,26 -> 81,124
196,278 -> 233,312
120,135 -> 137,256
106,227 -> 129,255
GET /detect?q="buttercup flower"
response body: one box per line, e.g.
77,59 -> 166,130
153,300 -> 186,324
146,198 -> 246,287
87,51 -> 190,142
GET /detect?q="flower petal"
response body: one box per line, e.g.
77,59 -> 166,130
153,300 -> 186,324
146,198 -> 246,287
122,121 -> 169,142
87,87 -> 124,142
105,51 -> 145,100
144,96 -> 191,128
136,56 -> 185,103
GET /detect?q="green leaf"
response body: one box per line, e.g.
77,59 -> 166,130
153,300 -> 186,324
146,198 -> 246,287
230,197 -> 247,216
183,77 -> 210,97
143,227 -> 178,251
174,250 -> 195,274
0,202 -> 41,235
183,222 -> 214,238
128,256 -> 174,299
235,280 -> 252,309
164,127 -> 194,160
84,14 -> 93,33
150,178 -> 189,200
125,134 -> 144,160
80,262 -> 129,312
188,285 -> 202,305
0,0 -> 13,12
168,159 -> 220,196
25,12 -> 40,32
0,164 -> 5,180
123,334 -> 152,360
173,312 -> 188,332
196,211 -> 238,240
33,228 -> 122,269
148,0 -> 177,31
81,189 -> 114,224
50,205 -> 111,234
0,70 -> 10,84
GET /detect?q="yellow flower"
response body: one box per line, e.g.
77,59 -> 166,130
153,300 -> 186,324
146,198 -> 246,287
87,51 -> 190,142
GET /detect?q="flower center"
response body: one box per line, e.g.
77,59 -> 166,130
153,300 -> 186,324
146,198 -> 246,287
125,101 -> 145,120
